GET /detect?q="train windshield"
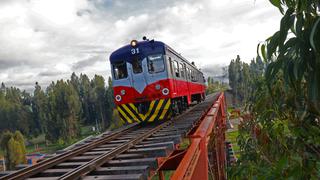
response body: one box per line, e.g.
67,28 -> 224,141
112,61 -> 128,80
132,56 -> 143,74
148,54 -> 165,73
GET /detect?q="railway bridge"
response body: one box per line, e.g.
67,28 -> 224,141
1,92 -> 228,180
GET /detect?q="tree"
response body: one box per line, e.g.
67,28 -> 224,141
45,80 -> 81,142
79,74 -> 94,125
32,82 -> 48,136
91,75 -> 108,130
230,1 -> 320,178
105,76 -> 114,126
0,131 -> 26,170
0,131 -> 13,169
0,73 -> 116,144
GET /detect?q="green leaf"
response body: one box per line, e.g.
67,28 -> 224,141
269,0 -> 281,7
269,0 -> 284,13
261,44 -> 267,61
279,8 -> 295,54
295,14 -> 304,38
257,43 -> 267,61
310,17 -> 320,53
267,31 -> 280,59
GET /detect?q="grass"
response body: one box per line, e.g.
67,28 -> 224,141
151,170 -> 175,180
226,130 -> 240,155
25,125 -> 98,155
26,143 -> 65,154
178,138 -> 190,150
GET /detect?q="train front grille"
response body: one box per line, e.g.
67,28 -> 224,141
117,99 -> 172,124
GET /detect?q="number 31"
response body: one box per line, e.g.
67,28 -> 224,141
131,48 -> 140,54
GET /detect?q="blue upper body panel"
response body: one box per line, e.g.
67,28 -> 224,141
109,40 -> 168,91
109,40 -> 166,63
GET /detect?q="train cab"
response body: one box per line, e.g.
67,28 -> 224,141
110,39 -> 205,124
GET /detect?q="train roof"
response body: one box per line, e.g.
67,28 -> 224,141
109,40 -> 165,63
109,40 -> 202,74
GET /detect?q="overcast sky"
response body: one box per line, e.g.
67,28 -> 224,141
0,0 -> 282,92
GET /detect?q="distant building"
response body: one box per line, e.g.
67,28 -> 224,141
26,153 -> 45,165
0,157 -> 5,171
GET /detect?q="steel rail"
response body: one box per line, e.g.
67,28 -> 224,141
1,94 -> 219,180
1,123 -> 139,180
60,97 -> 218,179
59,121 -> 173,179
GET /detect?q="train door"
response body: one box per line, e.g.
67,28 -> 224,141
179,62 -> 187,96
130,56 -> 147,95
186,67 -> 192,104
173,60 -> 180,97
168,58 -> 176,94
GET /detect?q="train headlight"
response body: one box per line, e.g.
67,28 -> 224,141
162,88 -> 169,95
121,90 -> 126,95
155,84 -> 161,90
115,95 -> 122,102
130,40 -> 138,47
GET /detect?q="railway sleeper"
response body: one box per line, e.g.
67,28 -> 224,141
134,141 -> 174,149
98,143 -> 127,148
82,151 -> 107,156
157,129 -> 185,134
151,131 -> 183,137
27,177 -> 58,180
126,146 -> 172,157
103,158 -> 158,170
109,139 -> 131,144
89,165 -> 150,179
90,147 -> 114,151
115,135 -> 139,140
83,174 -> 144,180
144,135 -> 182,144
33,168 -> 70,177
53,162 -> 84,169
67,155 -> 97,162
115,153 -> 146,160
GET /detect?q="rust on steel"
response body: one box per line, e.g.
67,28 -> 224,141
1,123 -> 138,180
163,92 -> 227,180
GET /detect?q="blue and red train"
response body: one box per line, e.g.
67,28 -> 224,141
109,38 -> 206,124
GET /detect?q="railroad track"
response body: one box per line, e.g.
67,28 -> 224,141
1,94 -> 219,180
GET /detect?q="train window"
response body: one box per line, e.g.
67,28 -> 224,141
112,61 -> 128,80
132,56 -> 142,74
187,68 -> 190,80
148,54 -> 165,73
174,61 -> 180,77
191,70 -> 197,82
169,58 -> 174,76
180,63 -> 185,79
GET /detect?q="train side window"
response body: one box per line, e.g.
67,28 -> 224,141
112,61 -> 128,80
148,54 -> 165,73
186,67 -> 190,80
169,58 -> 174,76
191,70 -> 197,82
132,56 -> 142,74
173,60 -> 180,77
180,63 -> 185,79
191,70 -> 194,81
189,69 -> 192,80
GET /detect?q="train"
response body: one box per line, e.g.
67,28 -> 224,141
109,38 -> 206,124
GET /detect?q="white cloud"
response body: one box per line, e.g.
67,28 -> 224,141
0,0 -> 282,91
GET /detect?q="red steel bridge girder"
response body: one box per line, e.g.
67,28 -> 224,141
161,92 -> 227,180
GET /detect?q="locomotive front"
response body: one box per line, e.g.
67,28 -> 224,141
110,40 -> 172,124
